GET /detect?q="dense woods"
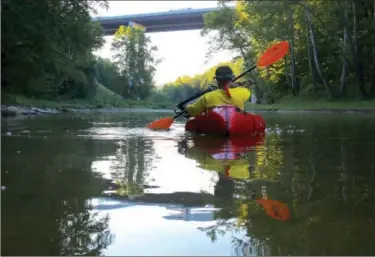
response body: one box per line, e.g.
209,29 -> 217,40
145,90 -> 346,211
159,0 -> 375,104
2,0 -> 374,106
1,0 -> 159,105
2,0 -> 106,100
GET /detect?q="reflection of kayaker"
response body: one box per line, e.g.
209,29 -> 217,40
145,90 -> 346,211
255,199 -> 291,221
255,188 -> 291,221
177,135 -> 291,222
214,173 -> 235,200
191,133 -> 265,156
186,148 -> 250,180
179,134 -> 265,180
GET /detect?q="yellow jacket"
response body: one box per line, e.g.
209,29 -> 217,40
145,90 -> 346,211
186,147 -> 250,180
185,87 -> 251,117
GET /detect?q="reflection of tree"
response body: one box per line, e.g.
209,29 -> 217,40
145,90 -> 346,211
197,116 -> 375,256
252,133 -> 284,181
108,137 -> 156,197
1,131 -> 114,256
56,210 -> 113,256
231,236 -> 270,256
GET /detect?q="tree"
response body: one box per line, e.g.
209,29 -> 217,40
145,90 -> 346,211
1,0 -> 106,100
111,25 -> 160,100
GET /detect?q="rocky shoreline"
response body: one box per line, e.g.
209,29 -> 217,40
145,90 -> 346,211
1,104 -> 70,117
2,104 -> 66,117
1,104 -> 174,118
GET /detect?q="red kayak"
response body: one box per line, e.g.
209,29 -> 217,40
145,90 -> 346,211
191,133 -> 265,158
185,105 -> 266,136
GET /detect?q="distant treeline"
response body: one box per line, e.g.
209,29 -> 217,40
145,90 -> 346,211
149,58 -> 245,104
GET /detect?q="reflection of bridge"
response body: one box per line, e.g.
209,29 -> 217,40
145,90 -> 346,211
163,207 -> 219,221
92,7 -> 232,35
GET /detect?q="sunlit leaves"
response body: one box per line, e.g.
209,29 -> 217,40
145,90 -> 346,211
157,58 -> 245,104
199,0 -> 374,101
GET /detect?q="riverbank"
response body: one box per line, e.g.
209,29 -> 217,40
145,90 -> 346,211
246,99 -> 375,113
2,95 -> 374,117
1,93 -> 175,117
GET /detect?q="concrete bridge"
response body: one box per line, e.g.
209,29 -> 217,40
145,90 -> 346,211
92,7 -> 231,35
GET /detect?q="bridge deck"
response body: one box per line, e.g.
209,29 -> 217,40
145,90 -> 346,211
92,7 -> 232,35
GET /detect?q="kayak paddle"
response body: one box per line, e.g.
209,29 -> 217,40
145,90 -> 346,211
147,40 -> 289,130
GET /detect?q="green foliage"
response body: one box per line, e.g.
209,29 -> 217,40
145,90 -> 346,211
1,0 -> 163,107
199,0 -> 375,101
4,0 -> 373,109
1,0 -> 106,100
152,58 -> 245,104
110,25 -> 160,100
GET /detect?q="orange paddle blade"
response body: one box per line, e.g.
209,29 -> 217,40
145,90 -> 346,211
256,199 -> 291,221
256,41 -> 289,67
147,117 -> 174,130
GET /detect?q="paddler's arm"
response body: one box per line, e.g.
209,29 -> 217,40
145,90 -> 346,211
230,87 -> 252,108
184,95 -> 207,117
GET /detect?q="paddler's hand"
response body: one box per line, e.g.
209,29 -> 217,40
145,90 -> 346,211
230,82 -> 241,88
231,80 -> 254,88
183,111 -> 191,119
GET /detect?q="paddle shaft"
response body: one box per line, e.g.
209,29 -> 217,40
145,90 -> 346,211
233,64 -> 257,82
176,85 -> 217,110
174,64 -> 257,119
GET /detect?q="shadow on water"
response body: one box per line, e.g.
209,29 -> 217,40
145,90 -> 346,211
1,111 -> 375,255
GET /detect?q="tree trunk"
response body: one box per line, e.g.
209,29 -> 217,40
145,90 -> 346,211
371,0 -> 375,97
284,57 -> 292,90
351,0 -> 368,99
306,14 -> 318,93
339,4 -> 349,97
306,11 -> 335,99
289,6 -> 298,96
308,0 -> 368,99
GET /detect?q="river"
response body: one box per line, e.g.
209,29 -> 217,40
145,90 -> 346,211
1,110 -> 374,256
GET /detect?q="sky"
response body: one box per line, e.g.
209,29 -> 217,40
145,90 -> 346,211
91,1 -> 237,86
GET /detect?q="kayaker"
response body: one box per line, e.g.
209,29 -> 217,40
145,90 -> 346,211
184,66 -> 252,117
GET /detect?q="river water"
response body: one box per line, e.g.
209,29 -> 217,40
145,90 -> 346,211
1,110 -> 375,256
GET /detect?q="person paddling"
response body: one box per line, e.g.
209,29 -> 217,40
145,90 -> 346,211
184,66 -> 252,117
